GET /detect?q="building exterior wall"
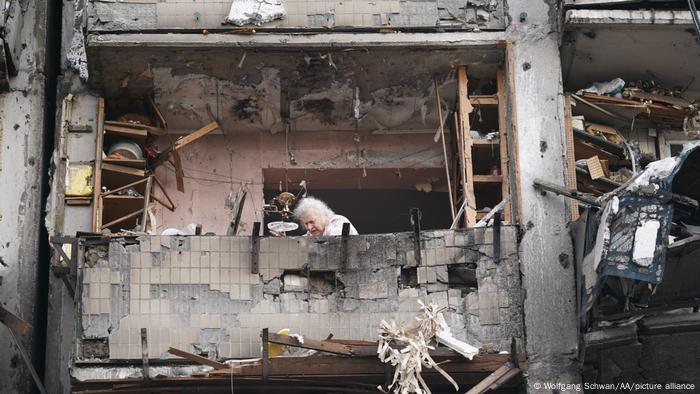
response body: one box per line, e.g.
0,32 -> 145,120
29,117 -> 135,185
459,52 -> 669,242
44,0 -> 584,392
72,228 -> 522,380
0,1 -> 50,393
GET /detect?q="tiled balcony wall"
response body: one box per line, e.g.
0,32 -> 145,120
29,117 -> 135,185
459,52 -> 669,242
76,228 -> 522,363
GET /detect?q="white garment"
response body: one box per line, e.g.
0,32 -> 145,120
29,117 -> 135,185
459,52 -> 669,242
306,214 -> 358,236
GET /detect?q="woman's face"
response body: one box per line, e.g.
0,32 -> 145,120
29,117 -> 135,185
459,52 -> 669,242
300,212 -> 325,235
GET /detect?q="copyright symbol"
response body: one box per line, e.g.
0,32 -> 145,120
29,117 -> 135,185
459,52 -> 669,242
534,383 -> 541,389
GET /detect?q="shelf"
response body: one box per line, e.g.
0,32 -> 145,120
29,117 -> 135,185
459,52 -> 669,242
473,175 -> 503,183
470,95 -> 498,106
103,195 -> 144,200
472,138 -> 500,145
104,123 -> 147,141
102,162 -> 147,177
103,158 -> 146,169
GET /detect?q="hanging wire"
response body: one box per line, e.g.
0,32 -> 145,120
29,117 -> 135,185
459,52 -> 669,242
689,0 -> 700,47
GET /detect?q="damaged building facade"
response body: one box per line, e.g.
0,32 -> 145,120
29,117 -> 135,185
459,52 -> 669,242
0,0 -> 699,393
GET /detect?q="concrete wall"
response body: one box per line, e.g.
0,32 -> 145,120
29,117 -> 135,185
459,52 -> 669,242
0,2 -> 48,393
73,228 -> 522,378
87,0 -> 506,31
48,0 -> 584,392
152,131 -> 445,234
503,0 -> 582,391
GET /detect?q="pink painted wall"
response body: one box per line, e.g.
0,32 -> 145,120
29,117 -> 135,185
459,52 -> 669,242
153,130 -> 446,234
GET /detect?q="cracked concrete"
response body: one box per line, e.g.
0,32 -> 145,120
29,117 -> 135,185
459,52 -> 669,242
72,228 -> 522,373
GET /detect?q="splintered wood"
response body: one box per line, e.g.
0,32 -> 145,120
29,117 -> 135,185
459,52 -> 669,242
377,301 -> 478,394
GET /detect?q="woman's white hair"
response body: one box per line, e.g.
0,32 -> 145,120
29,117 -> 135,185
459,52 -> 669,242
294,196 -> 335,224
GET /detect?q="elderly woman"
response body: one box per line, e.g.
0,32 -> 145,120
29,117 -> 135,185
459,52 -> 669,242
293,197 -> 358,236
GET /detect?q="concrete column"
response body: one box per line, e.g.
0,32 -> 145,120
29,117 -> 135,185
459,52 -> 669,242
0,2 -> 49,393
506,1 -> 581,392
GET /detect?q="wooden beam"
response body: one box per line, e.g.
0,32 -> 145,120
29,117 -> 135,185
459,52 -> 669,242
100,177 -> 149,198
454,111 -> 468,228
505,42 -> 522,223
465,363 -> 518,394
564,96 -> 579,221
141,176 -> 152,232
174,121 -> 219,150
104,124 -> 147,139
93,98 -> 105,232
171,149 -> 185,193
267,333 -> 355,356
457,66 -> 477,226
101,208 -> 145,229
168,347 -> 229,370
0,305 -> 31,335
149,96 -> 168,129
152,175 -> 176,211
497,68 -> 512,223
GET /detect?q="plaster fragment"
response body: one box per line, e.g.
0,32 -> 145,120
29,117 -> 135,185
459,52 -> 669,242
225,0 -> 286,26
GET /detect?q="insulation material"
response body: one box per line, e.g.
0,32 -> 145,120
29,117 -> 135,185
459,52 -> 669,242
632,220 -> 660,267
225,0 -> 286,26
65,163 -> 94,196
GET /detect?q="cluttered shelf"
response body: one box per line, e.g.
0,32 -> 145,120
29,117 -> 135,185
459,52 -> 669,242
565,77 -> 699,220
469,95 -> 499,106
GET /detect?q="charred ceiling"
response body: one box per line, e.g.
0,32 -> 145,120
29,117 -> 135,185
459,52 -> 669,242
86,40 -> 504,133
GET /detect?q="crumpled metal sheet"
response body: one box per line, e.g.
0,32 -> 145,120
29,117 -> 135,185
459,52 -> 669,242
592,144 -> 699,280
225,0 -> 286,26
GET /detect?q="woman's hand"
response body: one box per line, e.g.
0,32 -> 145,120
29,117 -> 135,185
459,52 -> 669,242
270,230 -> 286,237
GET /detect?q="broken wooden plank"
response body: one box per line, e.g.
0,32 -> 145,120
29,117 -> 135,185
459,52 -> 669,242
267,333 -> 354,356
465,362 -> 518,394
564,96 -> 579,221
100,177 -> 149,198
170,150 -> 185,193
0,305 -> 31,335
151,175 -> 176,211
497,68 -> 511,223
168,347 -> 229,370
149,96 -> 168,129
101,208 -> 145,229
4,325 -> 47,394
174,121 -> 219,150
93,98 -> 105,232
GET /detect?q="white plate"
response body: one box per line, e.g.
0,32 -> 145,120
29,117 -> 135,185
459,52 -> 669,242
267,221 -> 299,232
